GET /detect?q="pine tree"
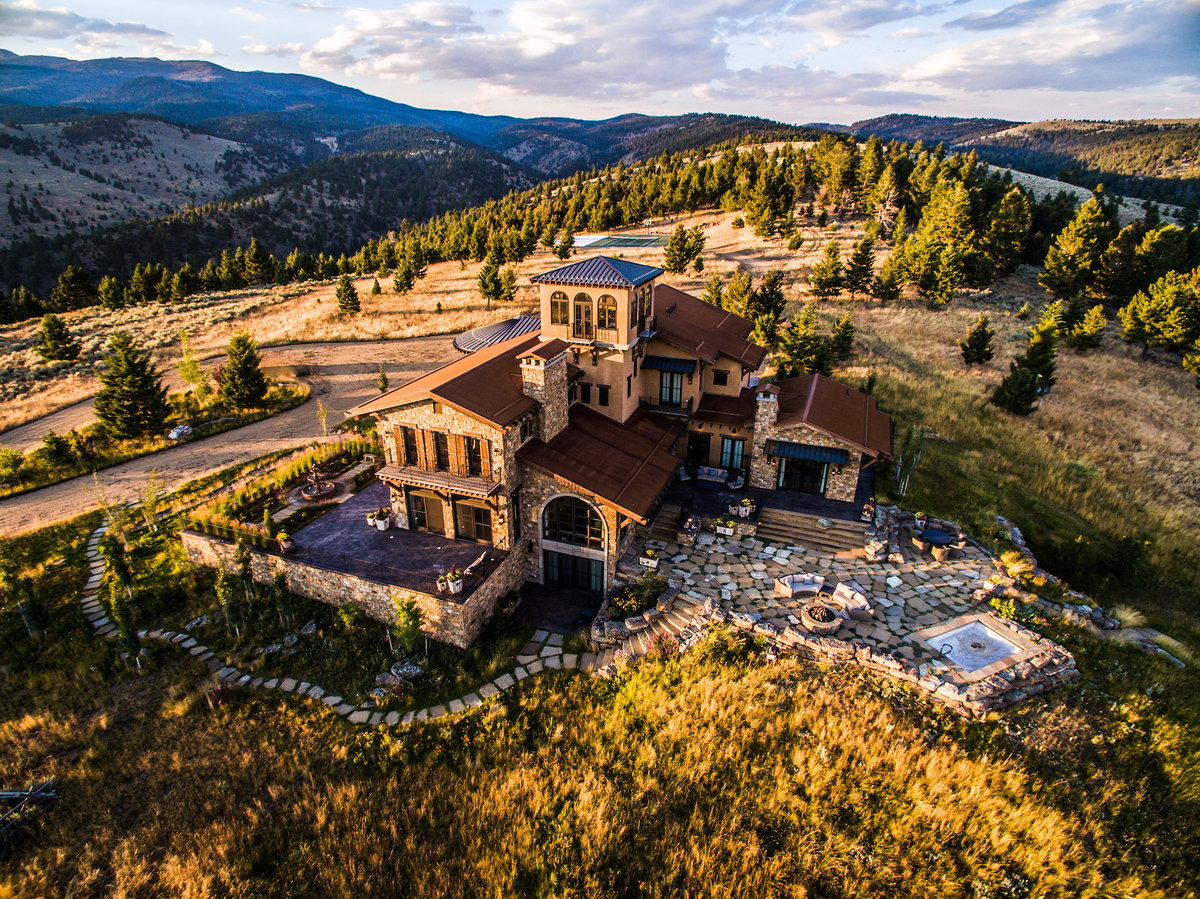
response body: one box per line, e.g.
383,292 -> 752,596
699,273 -> 724,307
983,186 -> 1032,277
1066,305 -> 1106,350
499,268 -> 518,305
35,313 -> 80,361
830,313 -> 855,360
870,268 -> 902,304
94,332 -> 168,440
243,237 -> 275,285
477,251 -> 502,309
843,238 -> 875,298
335,274 -> 360,314
554,230 -> 575,260
663,223 -> 693,273
218,330 -> 268,410
97,275 -> 125,310
777,303 -> 828,377
891,206 -> 909,243
1039,197 -> 1112,301
749,269 -> 787,321
1022,321 -> 1059,393
177,330 -> 211,404
370,278 -> 382,296
991,361 -> 1041,415
958,314 -> 995,364
809,241 -> 843,299
927,244 -> 965,305
393,259 -> 415,295
723,272 -> 754,317
47,265 -> 97,312
378,364 -> 389,393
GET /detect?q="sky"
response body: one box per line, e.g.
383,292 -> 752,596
1,0 -> 1197,124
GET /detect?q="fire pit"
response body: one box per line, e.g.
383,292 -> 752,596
800,600 -> 841,636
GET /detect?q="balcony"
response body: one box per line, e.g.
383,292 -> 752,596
571,322 -> 595,341
640,395 -> 693,418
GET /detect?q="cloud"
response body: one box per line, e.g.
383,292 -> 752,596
244,41 -> 305,56
907,0 -> 1200,92
0,0 -> 168,39
230,5 -> 267,21
703,63 -> 939,109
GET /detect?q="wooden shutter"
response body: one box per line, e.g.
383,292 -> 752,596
416,429 -> 432,470
449,435 -> 467,476
392,425 -> 405,465
479,439 -> 492,478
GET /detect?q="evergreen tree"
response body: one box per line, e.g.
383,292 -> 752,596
891,206 -> 910,243
809,241 -> 843,299
1118,268 -> 1200,353
243,237 -> 275,285
336,274 -> 360,314
97,275 -> 125,310
983,186 -> 1032,277
777,303 -> 829,377
378,364 -> 389,393
370,278 -> 382,296
751,312 -> 778,348
699,273 -> 724,307
218,330 -> 268,410
958,314 -> 995,364
723,272 -> 754,317
1022,321 -> 1059,393
554,230 -> 575,260
94,332 -> 168,440
749,269 -> 787,321
393,259 -> 416,295
177,331 -> 212,404
47,265 -> 97,311
843,238 -> 875,298
1066,305 -> 1106,351
870,268 -> 903,305
477,251 -> 502,309
928,244 -> 965,306
991,360 -> 1041,415
35,313 -> 80,361
663,224 -> 693,273
499,268 -> 518,305
1039,197 -> 1112,301
830,313 -> 855,361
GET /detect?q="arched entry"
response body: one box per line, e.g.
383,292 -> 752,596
541,495 -> 606,593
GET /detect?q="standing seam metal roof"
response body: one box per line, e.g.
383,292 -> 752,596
529,256 -> 663,288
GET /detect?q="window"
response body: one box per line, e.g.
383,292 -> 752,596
401,427 -> 418,465
720,436 -> 745,471
580,383 -> 592,404
626,375 -> 632,397
457,503 -> 493,544
598,385 -> 609,407
659,371 -> 683,406
597,294 -> 617,330
550,291 -> 568,325
465,436 -> 483,477
433,432 -> 450,471
712,369 -> 729,387
573,293 -> 593,340
543,496 -> 604,549
520,414 -> 536,443
409,494 -> 428,529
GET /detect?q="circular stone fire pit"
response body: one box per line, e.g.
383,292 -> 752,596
800,600 -> 841,636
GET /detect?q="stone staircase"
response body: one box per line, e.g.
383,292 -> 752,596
756,507 -> 866,553
587,589 -> 708,673
649,503 -> 684,541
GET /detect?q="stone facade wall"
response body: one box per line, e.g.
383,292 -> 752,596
181,529 -> 531,649
520,354 -> 570,442
748,394 -> 862,501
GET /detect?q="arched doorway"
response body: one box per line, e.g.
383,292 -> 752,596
541,495 -> 606,593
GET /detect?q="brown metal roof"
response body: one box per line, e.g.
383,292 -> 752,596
693,389 -> 756,427
517,406 -> 681,523
525,338 -> 569,361
773,374 -> 893,458
652,285 -> 767,370
349,333 -> 541,426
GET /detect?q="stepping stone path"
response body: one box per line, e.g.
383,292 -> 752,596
78,525 -> 578,729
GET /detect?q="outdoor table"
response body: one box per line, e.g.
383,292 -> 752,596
920,528 -> 955,547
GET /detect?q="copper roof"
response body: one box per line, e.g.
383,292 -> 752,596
693,389 -> 757,427
530,256 -> 663,288
652,285 -> 767,370
773,374 -> 893,458
349,333 -> 541,426
453,314 -> 541,353
518,406 -> 681,523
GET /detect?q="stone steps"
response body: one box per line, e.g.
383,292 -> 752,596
757,510 -> 866,552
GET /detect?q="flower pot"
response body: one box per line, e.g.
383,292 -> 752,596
737,505 -> 750,518
376,517 -> 389,531
446,578 -> 463,594
728,503 -> 740,515
716,525 -> 734,537
639,556 -> 659,570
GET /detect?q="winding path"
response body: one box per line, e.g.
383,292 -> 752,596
0,337 -> 457,537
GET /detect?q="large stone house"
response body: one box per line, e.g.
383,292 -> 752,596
350,255 -> 892,600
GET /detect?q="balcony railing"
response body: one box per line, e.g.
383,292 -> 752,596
572,323 -> 594,341
640,395 -> 692,417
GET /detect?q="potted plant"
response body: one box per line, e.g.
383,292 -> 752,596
738,497 -> 755,518
375,507 -> 390,531
639,548 -> 659,570
444,567 -> 464,594
860,500 -> 876,522
914,511 -> 927,531
366,510 -> 377,527
715,514 -> 735,537
277,531 -> 294,554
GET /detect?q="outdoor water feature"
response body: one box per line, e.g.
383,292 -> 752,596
914,613 -> 1041,683
300,464 -> 336,502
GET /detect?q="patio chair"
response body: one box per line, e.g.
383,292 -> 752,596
829,582 -> 873,620
726,474 -> 745,490
677,466 -> 692,482
775,572 -> 825,598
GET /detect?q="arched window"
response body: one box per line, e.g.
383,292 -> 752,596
550,291 -> 569,325
543,496 -> 604,549
597,295 -> 617,331
573,292 -> 593,340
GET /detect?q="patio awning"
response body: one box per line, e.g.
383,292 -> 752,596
766,440 -> 850,464
641,355 -> 696,374
378,464 -> 504,498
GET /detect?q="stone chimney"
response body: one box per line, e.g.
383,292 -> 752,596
749,383 -> 781,489
520,346 -> 570,442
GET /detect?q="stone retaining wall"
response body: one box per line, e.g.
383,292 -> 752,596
181,530 -> 531,649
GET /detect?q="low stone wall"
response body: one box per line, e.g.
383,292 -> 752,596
181,530 -> 531,649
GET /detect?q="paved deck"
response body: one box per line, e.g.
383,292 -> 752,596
512,583 -> 599,634
665,465 -> 875,522
292,482 -> 507,599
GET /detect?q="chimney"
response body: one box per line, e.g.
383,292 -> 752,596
754,383 -> 780,429
520,347 -> 570,442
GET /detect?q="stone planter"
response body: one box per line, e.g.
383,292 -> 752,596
376,517 -> 390,531
366,515 -> 377,527
800,601 -> 841,636
737,504 -> 752,518
728,503 -> 741,516
445,577 -> 463,595
715,525 -> 735,537
639,555 -> 659,570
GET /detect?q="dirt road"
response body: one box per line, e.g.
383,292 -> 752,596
0,337 -> 457,537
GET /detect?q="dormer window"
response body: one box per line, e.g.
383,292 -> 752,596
712,369 -> 729,387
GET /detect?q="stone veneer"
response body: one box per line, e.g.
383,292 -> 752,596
749,391 -> 862,501
519,350 -> 570,442
181,530 -> 532,649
